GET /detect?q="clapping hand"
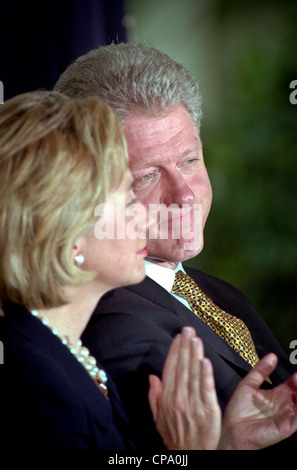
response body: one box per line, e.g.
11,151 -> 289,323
219,353 -> 297,450
148,327 -> 221,450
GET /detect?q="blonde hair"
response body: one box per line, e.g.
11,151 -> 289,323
0,91 -> 127,309
54,42 -> 203,129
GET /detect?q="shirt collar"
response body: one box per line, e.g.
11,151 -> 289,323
145,260 -> 186,293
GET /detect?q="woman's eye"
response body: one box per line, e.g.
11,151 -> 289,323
127,198 -> 136,207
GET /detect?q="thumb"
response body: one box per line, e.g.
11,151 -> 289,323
241,353 -> 278,389
148,374 -> 162,422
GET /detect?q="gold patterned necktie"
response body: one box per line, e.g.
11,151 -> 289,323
171,270 -> 260,369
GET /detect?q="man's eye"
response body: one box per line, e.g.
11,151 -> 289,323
179,158 -> 200,173
133,170 -> 160,191
142,173 -> 153,180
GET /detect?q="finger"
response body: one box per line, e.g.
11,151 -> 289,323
175,327 -> 196,392
192,335 -> 204,361
200,357 -> 220,409
161,334 -> 181,394
242,353 -> 278,389
189,336 -> 204,398
148,374 -> 163,422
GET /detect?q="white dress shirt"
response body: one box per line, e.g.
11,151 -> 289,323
145,260 -> 192,311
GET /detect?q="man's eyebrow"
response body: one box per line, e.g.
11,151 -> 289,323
131,159 -> 162,175
172,146 -> 202,162
132,146 -> 203,174
180,145 -> 202,156
133,163 -> 158,173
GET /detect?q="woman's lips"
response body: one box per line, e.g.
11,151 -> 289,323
137,246 -> 148,256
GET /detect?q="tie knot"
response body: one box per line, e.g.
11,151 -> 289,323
172,270 -> 202,301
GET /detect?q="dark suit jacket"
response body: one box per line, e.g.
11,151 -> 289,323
82,267 -> 297,450
0,302 -> 135,450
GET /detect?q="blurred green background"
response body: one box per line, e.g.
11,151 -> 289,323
127,0 -> 297,353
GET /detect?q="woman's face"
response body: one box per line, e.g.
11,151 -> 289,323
77,171 -> 149,292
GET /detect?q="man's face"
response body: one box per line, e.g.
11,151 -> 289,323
124,106 -> 212,268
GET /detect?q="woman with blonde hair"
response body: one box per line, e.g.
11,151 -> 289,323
0,91 -> 221,450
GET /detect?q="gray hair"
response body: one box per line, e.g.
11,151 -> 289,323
54,42 -> 203,129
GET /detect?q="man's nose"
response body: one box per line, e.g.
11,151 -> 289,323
161,172 -> 195,207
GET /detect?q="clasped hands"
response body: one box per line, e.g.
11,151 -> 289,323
148,327 -> 297,450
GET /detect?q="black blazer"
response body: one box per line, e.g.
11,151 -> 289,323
0,302 -> 135,450
82,268 -> 297,450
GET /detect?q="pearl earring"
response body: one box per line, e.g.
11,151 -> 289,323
74,253 -> 85,265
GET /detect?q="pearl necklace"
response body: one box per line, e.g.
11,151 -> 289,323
31,310 -> 108,398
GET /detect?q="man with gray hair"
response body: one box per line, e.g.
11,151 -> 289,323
55,43 -> 297,450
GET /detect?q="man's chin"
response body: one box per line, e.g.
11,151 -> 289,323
146,238 -> 204,265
